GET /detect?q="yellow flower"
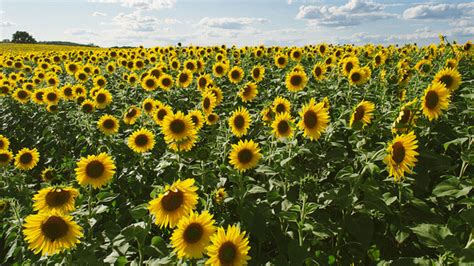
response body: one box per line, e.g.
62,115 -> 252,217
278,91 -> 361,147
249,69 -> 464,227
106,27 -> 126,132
33,187 -> 79,214
421,82 -> 450,121
128,128 -> 155,153
162,111 -> 197,144
238,82 -> 258,102
0,150 -> 13,167
229,139 -> 261,172
272,112 -> 294,139
297,98 -> 329,141
75,153 -> 116,189
0,134 -> 10,150
206,225 -> 251,266
383,131 -> 419,182
349,101 -> 375,129
97,114 -> 120,135
228,66 -> 245,84
14,148 -> 40,171
433,67 -> 461,91
285,70 -> 307,92
228,107 -> 252,137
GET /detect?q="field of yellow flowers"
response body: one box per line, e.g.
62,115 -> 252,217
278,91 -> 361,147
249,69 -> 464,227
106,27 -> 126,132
0,40 -> 473,265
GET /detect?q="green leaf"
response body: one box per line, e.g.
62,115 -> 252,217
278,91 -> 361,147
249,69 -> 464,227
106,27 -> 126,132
248,185 -> 267,194
410,223 -> 453,249
443,137 -> 468,151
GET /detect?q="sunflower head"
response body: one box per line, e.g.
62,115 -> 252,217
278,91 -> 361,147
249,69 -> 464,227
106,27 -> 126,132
41,167 -> 56,182
286,70 -> 308,92
349,101 -> 375,129
297,98 -> 330,141
97,114 -> 120,135
14,148 -> 40,171
239,82 -> 258,103
206,225 -> 251,266
228,66 -> 245,84
128,128 -> 155,153
421,82 -> 451,121
228,107 -> 252,138
0,150 -> 13,167
433,67 -> 461,91
0,134 -> 10,150
383,131 -> 419,182
162,111 -> 197,144
123,105 -> 141,125
75,153 -> 116,189
272,112 -> 294,139
229,139 -> 261,172
33,187 -> 79,214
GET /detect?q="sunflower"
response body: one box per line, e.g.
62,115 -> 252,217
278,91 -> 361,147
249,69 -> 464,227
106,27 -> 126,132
31,89 -> 45,104
148,178 -> 199,228
14,148 -> 40,171
142,98 -> 157,115
290,48 -> 303,61
206,225 -> 251,266
392,98 -> 418,133
177,70 -> 193,88
433,67 -> 461,91
228,107 -> 251,137
297,99 -> 329,141
46,104 -> 58,113
75,70 -> 88,82
414,59 -> 432,75
41,167 -> 56,182
202,91 -> 217,114
123,105 -> 141,125
274,54 -> 288,69
286,70 -> 307,92
33,187 -> 79,214
228,66 -> 244,84
60,84 -> 75,100
349,101 -> 375,129
162,111 -> 197,144
128,128 -> 155,153
445,58 -> 458,69
169,134 -> 198,152
206,113 -> 219,125
0,150 -> 13,167
228,139 -> 261,172
272,96 -> 291,114
272,112 -> 294,139
261,107 -> 274,124
251,65 -> 265,83
238,82 -> 258,103
171,211 -> 216,259
141,75 -> 159,91
214,188 -> 227,204
75,153 -> 116,189
93,76 -> 107,88
96,114 -> 119,135
188,109 -> 205,130
158,73 -> 174,91
212,62 -> 228,78
23,213 -> 83,256
348,68 -> 368,86
94,88 -> 113,109
13,88 -> 31,104
421,82 -> 451,121
341,57 -> 359,76
312,63 -> 326,81
383,131 -> 419,182
197,74 -> 213,92
81,99 -> 96,113
153,103 -> 173,126
0,134 -> 10,150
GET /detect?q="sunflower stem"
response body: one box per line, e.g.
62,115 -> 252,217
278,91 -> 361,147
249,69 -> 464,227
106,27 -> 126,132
398,181 -> 403,226
87,185 -> 94,239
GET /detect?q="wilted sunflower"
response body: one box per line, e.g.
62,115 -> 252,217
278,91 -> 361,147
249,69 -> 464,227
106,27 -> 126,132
272,96 -> 291,114
158,73 -> 174,91
312,63 -> 326,81
75,153 -> 116,189
349,101 -> 375,129
433,67 -> 461,91
177,70 -> 193,88
229,139 -> 261,172
15,148 -> 40,171
383,131 -> 419,182
0,134 -> 10,150
297,99 -> 329,141
239,82 -> 258,102
141,75 -> 159,91
272,112 -> 294,139
41,167 -> 56,182
202,91 -> 217,114
148,178 -> 198,228
228,66 -> 245,84
0,150 -> 13,167
94,88 -> 113,109
33,187 -> 79,214
162,111 -> 196,144
228,107 -> 252,137
286,70 -> 308,92
128,128 -> 155,153
206,225 -> 251,266
421,82 -> 451,121
251,65 -> 265,83
171,211 -> 216,259
188,109 -> 205,130
123,105 -> 141,125
97,114 -> 120,135
23,213 -> 83,256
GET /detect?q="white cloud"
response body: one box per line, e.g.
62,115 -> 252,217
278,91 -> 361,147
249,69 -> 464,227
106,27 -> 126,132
92,11 -> 107,17
403,2 -> 474,20
88,0 -> 176,11
198,17 -> 269,30
0,21 -> 15,27
111,11 -> 160,32
296,0 -> 398,27
65,29 -> 98,36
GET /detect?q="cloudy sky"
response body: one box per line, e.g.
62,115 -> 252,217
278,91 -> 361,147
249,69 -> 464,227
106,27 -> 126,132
0,0 -> 472,47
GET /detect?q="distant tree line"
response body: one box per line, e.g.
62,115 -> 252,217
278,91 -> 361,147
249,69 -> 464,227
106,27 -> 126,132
3,31 -> 98,47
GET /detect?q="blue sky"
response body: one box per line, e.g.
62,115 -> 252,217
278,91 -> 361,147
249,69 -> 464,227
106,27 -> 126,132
0,0 -> 472,47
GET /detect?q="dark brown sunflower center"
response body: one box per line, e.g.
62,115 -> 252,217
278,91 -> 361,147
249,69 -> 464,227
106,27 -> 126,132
170,120 -> 186,134
315,67 -> 322,76
238,148 -> 253,164
345,62 -> 354,73
290,75 -> 302,86
351,72 -> 361,82
353,106 -> 366,122
85,160 -> 105,178
18,90 -> 28,99
425,91 -> 439,109
126,109 -> 137,118
375,56 -> 381,64
97,79 -> 105,86
82,103 -> 93,113
208,114 -> 217,122
47,93 -> 57,102
41,216 -> 69,241
183,223 -> 203,244
35,92 -> 44,100
46,189 -> 71,207
439,75 -> 453,88
179,74 -> 188,83
293,51 -> 300,58
78,73 -> 86,80
0,140 -> 4,149
392,141 -> 405,164
276,104 -> 286,113
191,116 -> 199,126
233,115 -> 245,129
199,78 -> 207,87
20,153 -> 33,164
157,109 -> 168,120
146,79 -> 156,88
242,86 -> 252,97
231,70 -> 240,80
216,66 -> 224,74
304,110 -> 318,129
63,88 -> 73,96
278,57 -> 285,65
203,98 -> 211,109
218,241 -> 237,264
400,109 -> 411,124
0,153 -> 9,162
135,134 -> 149,147
253,68 -> 260,77
44,170 -> 54,181
161,78 -> 172,87
103,119 -> 115,129
161,189 -> 184,212
96,93 -> 106,103
277,120 -> 290,134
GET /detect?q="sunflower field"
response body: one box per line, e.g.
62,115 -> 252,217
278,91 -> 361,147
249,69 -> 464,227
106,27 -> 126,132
0,39 -> 473,265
